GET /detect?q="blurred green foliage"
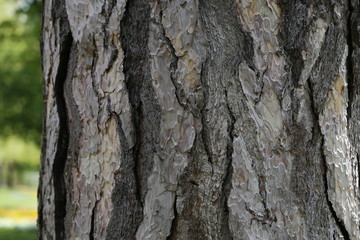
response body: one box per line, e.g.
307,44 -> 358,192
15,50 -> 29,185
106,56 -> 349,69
0,0 -> 42,144
0,0 -> 42,187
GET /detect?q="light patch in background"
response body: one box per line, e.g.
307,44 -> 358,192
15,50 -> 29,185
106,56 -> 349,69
0,1 -> 41,239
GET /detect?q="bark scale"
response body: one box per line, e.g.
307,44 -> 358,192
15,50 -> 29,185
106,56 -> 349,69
39,0 -> 360,239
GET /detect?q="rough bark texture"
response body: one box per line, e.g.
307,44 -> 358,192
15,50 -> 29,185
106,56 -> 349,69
39,0 -> 360,239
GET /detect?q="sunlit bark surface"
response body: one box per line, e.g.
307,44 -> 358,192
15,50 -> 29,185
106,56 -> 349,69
39,0 -> 360,239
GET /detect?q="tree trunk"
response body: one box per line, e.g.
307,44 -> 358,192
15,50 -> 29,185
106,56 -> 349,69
38,0 -> 360,239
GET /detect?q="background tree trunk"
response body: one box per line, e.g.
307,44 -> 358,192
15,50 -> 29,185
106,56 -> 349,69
38,0 -> 360,239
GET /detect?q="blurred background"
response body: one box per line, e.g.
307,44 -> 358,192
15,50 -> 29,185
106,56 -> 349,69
0,0 -> 41,239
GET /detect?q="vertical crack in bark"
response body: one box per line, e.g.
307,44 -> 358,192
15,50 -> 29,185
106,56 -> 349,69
308,80 -> 350,240
89,197 -> 98,240
197,58 -> 213,169
201,119 -> 213,167
357,153 -> 360,193
346,1 -> 360,219
346,0 -> 355,120
132,102 -> 144,206
222,89 -> 235,239
120,0 -> 142,207
120,0 -> 153,205
53,36 -> 72,240
158,8 -> 190,114
161,30 -> 181,232
199,61 -> 214,169
198,0 -> 253,237
119,0 -> 142,207
162,27 -> 186,111
166,194 -> 179,240
51,0 -> 73,238
63,44 -> 82,237
107,0 -> 158,238
320,139 -> 351,240
105,47 -> 119,74
90,35 -> 103,135
101,0 -> 117,48
196,5 -> 212,174
107,110 -> 142,240
90,36 -> 100,99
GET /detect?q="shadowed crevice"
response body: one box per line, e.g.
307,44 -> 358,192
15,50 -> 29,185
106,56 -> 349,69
166,195 -> 179,240
197,0 -> 252,238
347,0 -> 360,203
119,0 -> 160,205
106,0 -> 161,238
222,89 -> 236,240
308,80 -> 350,240
346,0 -> 355,119
89,198 -> 98,240
52,32 -> 72,240
106,110 -> 143,240
320,139 -> 351,240
51,0 -> 73,239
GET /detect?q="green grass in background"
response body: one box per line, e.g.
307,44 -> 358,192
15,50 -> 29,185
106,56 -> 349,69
0,227 -> 37,240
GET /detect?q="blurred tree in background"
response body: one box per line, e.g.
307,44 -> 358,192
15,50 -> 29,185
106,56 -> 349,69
0,0 -> 41,144
0,0 -> 42,187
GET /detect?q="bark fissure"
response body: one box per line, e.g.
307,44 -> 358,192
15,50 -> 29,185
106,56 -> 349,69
119,0 -> 143,208
106,0 -> 158,238
222,90 -> 235,239
132,102 -> 144,207
198,59 -> 213,168
91,38 -> 99,98
120,0 -> 158,203
199,71 -> 213,169
90,36 -> 103,135
101,0 -> 117,48
347,1 -> 360,229
320,139 -> 351,240
105,47 -> 119,74
51,0 -> 73,238
166,195 -> 179,240
157,7 -> 195,116
198,0 -> 255,238
347,0 -> 355,120
161,19 -> 185,230
162,25 -> 187,112
358,153 -> 360,192
107,110 -> 143,240
309,78 -> 351,239
62,44 -> 82,238
89,198 -> 98,240
52,36 -> 72,240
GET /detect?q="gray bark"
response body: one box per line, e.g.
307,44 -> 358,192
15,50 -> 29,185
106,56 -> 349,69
38,0 -> 360,239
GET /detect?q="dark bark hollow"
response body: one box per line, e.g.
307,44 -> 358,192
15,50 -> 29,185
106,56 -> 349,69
39,0 -> 360,239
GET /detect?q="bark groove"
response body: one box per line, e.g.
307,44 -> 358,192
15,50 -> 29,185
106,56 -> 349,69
106,0 -> 155,239
51,0 -> 73,238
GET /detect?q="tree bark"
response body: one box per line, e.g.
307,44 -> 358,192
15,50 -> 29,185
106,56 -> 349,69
38,0 -> 360,239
